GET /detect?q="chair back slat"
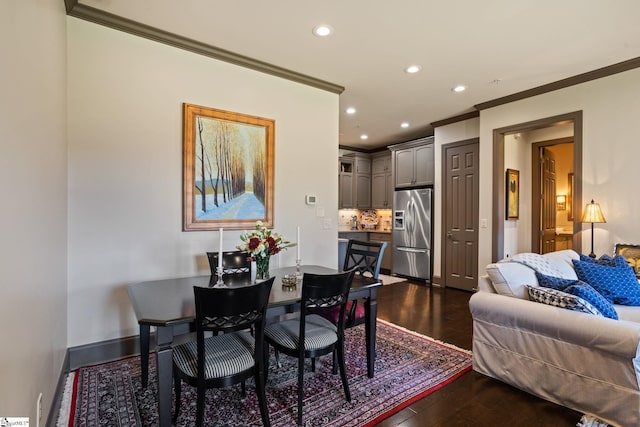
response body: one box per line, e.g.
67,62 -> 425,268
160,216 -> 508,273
302,270 -> 355,312
343,239 -> 387,279
193,278 -> 274,334
206,251 -> 251,274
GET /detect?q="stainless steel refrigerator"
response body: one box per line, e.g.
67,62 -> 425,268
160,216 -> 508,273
392,187 -> 432,281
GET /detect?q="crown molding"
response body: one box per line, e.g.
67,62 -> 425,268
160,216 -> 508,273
475,56 -> 640,111
430,111 -> 480,128
64,0 -> 344,94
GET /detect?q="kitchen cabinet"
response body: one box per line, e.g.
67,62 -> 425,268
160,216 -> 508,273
338,158 -> 353,208
369,232 -> 393,272
371,152 -> 392,208
341,153 -> 371,209
389,136 -> 434,188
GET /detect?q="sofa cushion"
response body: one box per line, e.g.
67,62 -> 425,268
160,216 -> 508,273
526,285 -> 603,317
563,281 -> 619,319
486,262 -> 538,299
535,271 -> 575,290
573,259 -> 640,306
579,253 -> 629,268
534,272 -> 618,319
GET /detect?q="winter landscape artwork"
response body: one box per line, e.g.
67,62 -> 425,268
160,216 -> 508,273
182,103 -> 274,230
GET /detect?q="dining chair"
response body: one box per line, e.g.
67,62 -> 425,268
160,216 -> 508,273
264,270 -> 355,426
172,277 -> 275,427
138,250 -> 252,389
321,239 -> 387,328
206,250 -> 251,274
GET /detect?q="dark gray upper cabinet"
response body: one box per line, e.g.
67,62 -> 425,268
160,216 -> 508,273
389,137 -> 434,188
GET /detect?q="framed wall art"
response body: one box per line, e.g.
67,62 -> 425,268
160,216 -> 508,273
506,168 -> 519,220
183,103 -> 274,231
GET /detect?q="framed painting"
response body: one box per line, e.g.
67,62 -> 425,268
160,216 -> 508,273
183,103 -> 274,231
506,168 -> 519,220
614,243 -> 640,278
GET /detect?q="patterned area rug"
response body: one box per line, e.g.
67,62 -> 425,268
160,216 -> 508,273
377,274 -> 408,285
58,320 -> 472,426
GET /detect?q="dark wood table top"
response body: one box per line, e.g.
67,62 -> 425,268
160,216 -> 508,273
128,265 -> 380,327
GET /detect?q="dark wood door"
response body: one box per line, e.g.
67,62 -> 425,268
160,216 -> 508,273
443,140 -> 479,291
540,148 -> 557,254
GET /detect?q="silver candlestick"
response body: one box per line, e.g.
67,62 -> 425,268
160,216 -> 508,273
214,266 -> 226,287
295,259 -> 302,281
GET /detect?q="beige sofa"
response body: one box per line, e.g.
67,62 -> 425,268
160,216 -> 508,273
469,249 -> 640,427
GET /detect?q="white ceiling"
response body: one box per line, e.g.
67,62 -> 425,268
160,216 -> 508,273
78,0 -> 640,150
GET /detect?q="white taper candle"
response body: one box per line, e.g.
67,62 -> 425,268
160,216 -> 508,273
218,228 -> 223,270
297,226 -> 301,260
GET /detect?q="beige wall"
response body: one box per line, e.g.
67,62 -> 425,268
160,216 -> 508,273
66,18 -> 339,347
0,0 -> 68,421
479,67 -> 640,276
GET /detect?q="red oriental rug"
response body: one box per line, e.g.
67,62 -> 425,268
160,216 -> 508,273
57,320 -> 472,426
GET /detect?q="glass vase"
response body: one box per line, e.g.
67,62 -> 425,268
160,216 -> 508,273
255,254 -> 271,280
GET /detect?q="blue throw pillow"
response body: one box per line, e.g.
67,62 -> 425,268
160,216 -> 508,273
572,259 -> 640,306
579,253 -> 628,268
527,285 -> 603,317
535,272 -> 575,290
563,281 -> 618,319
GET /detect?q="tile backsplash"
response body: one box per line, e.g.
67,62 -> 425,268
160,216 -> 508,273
339,209 -> 392,231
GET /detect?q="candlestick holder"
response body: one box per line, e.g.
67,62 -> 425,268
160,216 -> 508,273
295,258 -> 303,283
214,266 -> 226,287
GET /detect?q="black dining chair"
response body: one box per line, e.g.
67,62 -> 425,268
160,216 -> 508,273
138,250 -> 252,389
206,250 -> 251,274
172,277 -> 275,427
321,239 -> 387,328
264,270 -> 355,426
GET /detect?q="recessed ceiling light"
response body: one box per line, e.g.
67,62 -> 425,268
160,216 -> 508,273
452,85 -> 467,92
401,122 -> 410,128
360,134 -> 368,140
313,24 -> 333,37
405,65 -> 422,74
345,107 -> 356,115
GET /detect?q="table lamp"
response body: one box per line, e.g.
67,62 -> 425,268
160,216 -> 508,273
580,199 -> 606,258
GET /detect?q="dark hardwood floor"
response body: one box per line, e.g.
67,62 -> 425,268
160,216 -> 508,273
375,281 -> 582,427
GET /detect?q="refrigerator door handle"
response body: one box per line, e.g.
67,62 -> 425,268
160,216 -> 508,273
396,247 -> 428,254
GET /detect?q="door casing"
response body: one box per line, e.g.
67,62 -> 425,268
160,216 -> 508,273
492,111 -> 583,261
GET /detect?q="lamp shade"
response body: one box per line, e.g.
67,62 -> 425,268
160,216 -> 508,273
580,199 -> 606,223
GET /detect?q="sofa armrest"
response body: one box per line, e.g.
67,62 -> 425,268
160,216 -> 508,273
469,291 -> 640,359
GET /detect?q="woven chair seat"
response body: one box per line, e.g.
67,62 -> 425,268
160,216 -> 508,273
173,331 -> 255,379
265,314 -> 337,351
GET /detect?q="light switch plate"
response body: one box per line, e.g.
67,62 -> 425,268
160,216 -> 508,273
305,195 -> 317,205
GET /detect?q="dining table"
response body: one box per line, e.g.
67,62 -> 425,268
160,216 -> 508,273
127,265 -> 382,427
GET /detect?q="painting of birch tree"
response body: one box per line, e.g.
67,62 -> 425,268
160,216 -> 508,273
183,104 -> 274,230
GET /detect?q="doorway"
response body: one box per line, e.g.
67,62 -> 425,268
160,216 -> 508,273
531,138 -> 574,254
492,111 -> 583,261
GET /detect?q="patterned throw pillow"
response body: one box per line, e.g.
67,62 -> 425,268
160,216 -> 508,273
572,259 -> 640,306
563,281 -> 618,319
526,285 -> 603,317
534,273 -> 618,319
535,272 -> 575,290
579,253 -> 628,268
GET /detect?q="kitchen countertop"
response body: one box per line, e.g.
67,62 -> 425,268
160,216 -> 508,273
338,228 -> 392,234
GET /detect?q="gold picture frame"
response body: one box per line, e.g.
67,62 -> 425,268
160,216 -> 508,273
182,103 -> 274,231
506,168 -> 519,220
